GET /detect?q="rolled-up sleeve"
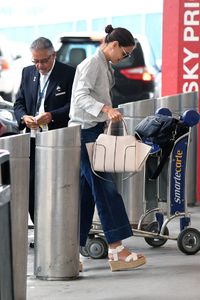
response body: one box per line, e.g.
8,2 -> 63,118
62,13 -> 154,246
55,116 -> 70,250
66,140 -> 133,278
73,58 -> 105,117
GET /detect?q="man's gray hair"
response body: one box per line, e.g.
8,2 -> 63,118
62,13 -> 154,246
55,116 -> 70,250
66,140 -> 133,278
30,37 -> 54,53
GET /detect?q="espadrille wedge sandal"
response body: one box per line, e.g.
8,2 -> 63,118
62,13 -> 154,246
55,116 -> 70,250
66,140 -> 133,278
108,245 -> 146,272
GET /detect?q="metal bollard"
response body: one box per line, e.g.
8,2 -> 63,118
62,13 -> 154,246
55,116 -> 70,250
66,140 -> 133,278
117,100 -> 157,225
117,91 -> 199,222
0,133 -> 30,300
0,150 -> 14,300
34,126 -> 81,280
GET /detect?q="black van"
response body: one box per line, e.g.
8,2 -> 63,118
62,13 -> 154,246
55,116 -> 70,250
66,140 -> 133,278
56,34 -> 160,107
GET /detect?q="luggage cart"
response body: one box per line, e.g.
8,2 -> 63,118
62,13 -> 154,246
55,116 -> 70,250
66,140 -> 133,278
80,109 -> 200,259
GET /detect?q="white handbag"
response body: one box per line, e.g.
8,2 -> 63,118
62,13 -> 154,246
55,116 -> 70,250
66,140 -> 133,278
86,119 -> 151,176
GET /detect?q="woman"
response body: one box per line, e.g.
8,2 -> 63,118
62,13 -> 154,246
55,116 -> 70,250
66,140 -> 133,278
69,25 -> 146,271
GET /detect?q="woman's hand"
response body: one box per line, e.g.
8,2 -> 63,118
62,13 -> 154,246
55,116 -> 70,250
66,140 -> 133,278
102,105 -> 123,122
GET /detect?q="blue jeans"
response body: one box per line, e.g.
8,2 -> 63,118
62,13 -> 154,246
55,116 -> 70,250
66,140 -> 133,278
80,122 -> 133,246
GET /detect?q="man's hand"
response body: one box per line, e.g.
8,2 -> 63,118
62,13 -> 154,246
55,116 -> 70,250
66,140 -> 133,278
23,115 -> 38,129
35,112 -> 52,125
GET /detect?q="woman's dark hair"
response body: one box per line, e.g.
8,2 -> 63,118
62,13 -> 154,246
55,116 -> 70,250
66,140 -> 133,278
104,24 -> 135,47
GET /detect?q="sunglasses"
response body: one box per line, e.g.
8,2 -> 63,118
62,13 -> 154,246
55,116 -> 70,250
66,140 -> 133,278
32,54 -> 53,65
121,46 -> 132,59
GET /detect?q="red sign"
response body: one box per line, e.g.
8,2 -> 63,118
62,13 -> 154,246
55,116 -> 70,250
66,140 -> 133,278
180,1 -> 200,93
162,0 -> 200,202
162,0 -> 200,94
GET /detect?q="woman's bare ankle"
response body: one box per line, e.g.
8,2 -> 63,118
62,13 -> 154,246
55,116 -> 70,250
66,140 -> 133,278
108,242 -> 134,261
108,241 -> 122,249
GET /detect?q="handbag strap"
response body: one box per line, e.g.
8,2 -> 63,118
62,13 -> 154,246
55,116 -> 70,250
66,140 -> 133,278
106,118 -> 129,136
149,140 -> 174,180
91,167 -> 135,182
90,157 -> 135,182
90,119 -> 133,181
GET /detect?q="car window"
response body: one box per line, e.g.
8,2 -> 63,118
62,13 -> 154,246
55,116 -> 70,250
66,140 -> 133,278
112,41 -> 145,69
138,37 -> 156,68
112,37 -> 157,70
57,42 -> 99,67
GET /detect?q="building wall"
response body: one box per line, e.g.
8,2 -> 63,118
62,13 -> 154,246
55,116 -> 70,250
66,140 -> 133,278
0,13 -> 162,61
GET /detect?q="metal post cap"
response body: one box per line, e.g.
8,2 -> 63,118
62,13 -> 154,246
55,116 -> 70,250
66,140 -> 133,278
181,109 -> 200,127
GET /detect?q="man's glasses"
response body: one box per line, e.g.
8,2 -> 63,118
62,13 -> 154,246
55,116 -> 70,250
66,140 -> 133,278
121,47 -> 132,59
32,54 -> 53,65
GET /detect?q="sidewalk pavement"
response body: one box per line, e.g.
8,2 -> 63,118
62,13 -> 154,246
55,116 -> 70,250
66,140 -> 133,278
27,205 -> 200,300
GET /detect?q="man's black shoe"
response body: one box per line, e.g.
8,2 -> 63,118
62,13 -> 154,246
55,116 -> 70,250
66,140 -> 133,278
29,242 -> 34,248
28,225 -> 34,229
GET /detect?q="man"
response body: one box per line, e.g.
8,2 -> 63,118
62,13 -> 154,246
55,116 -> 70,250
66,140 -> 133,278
14,37 -> 75,224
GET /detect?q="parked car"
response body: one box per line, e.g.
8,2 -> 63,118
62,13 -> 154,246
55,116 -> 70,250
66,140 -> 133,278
0,36 -> 18,102
0,96 -> 19,136
0,35 -> 30,102
55,33 -> 160,107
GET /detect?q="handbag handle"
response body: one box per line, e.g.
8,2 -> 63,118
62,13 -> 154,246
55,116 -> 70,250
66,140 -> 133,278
91,119 -> 134,182
106,118 -> 129,136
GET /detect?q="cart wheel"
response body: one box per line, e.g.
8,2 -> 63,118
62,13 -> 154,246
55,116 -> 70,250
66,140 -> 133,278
80,246 -> 89,257
87,237 -> 108,259
144,221 -> 169,247
79,235 -> 94,257
177,227 -> 200,255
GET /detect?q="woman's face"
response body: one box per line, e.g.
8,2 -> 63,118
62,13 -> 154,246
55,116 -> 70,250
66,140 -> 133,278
108,41 -> 135,64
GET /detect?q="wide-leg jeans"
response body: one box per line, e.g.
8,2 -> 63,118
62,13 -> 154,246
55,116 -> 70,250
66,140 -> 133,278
80,122 -> 133,246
